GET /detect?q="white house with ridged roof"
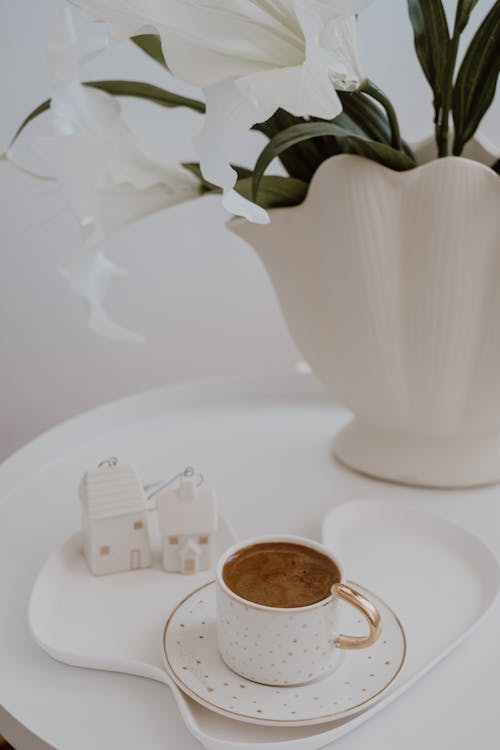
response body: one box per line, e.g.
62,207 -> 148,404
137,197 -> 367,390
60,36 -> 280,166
156,476 -> 218,574
80,461 -> 152,575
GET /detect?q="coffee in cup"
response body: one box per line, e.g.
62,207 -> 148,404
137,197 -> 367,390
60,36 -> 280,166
222,541 -> 341,608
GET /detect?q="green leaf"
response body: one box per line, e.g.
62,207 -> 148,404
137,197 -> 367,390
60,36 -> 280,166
253,94 -> 412,183
254,109 -> 330,181
131,34 -> 167,67
407,0 -> 450,121
182,162 -> 251,193
10,80 -> 205,147
236,175 -> 308,209
252,122 -> 416,201
452,1 -> 500,154
183,163 -> 307,208
84,80 -> 205,113
338,91 -> 392,144
454,0 -> 480,33
339,91 -> 414,159
10,99 -> 51,145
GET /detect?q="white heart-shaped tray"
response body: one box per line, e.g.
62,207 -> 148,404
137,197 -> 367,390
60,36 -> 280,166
29,500 -> 499,749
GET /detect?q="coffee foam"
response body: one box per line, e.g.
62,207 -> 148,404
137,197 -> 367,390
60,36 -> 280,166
222,541 -> 340,608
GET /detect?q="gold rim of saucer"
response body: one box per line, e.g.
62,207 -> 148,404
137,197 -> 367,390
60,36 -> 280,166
161,580 -> 407,726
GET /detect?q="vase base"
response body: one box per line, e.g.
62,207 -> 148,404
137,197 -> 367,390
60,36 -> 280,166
333,419 -> 500,489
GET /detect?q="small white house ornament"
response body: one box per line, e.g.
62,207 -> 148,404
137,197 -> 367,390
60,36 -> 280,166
156,471 -> 218,574
80,458 -> 153,575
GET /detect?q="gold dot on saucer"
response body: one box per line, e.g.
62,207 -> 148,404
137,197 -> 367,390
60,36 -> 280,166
240,684 -> 246,688
385,660 -> 391,665
207,688 -> 214,693
257,709 -> 263,713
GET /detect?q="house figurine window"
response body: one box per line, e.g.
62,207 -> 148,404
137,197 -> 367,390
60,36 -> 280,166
169,535 -> 179,544
199,535 -> 208,544
133,520 -> 144,530
100,545 -> 110,556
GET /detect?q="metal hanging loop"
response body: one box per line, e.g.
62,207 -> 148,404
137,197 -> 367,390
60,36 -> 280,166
146,466 -> 204,505
98,456 -> 118,468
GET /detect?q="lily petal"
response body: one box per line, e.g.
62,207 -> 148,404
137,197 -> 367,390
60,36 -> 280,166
58,249 -> 146,342
11,8 -> 202,340
70,1 -> 372,219
195,79 -> 272,223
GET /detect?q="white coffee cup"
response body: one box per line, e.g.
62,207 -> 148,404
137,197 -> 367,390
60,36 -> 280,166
216,535 -> 381,686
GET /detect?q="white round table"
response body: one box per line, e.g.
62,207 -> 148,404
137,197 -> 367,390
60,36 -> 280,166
1,373 -> 499,750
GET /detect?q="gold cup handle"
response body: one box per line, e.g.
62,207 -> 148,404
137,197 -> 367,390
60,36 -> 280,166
332,583 -> 382,650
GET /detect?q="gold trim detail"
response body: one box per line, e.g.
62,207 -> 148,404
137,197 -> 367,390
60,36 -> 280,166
161,580 -> 407,725
333,583 -> 382,649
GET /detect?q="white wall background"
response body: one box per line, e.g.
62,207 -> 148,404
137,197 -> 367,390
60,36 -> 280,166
1,0 -> 499,460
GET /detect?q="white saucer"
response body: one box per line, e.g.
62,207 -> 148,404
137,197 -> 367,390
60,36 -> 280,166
161,580 -> 406,727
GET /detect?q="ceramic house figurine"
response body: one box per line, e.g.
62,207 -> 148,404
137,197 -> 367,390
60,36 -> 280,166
156,474 -> 218,574
80,459 -> 153,575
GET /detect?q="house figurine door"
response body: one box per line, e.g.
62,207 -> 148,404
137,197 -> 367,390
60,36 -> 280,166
183,557 -> 196,574
130,549 -> 141,570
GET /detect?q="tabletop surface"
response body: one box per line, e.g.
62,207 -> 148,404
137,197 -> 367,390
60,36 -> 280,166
0,372 -> 499,750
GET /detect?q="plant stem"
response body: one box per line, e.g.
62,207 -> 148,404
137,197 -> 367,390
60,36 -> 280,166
360,80 -> 402,151
436,29 -> 461,158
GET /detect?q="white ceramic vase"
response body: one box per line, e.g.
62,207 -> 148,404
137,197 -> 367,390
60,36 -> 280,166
230,139 -> 500,488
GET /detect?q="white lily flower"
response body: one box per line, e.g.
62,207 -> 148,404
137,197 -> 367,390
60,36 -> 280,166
9,7 -> 201,341
71,0 -> 372,221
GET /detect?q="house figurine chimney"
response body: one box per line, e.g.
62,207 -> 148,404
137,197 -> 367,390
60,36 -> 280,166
178,476 -> 197,502
156,472 -> 218,574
